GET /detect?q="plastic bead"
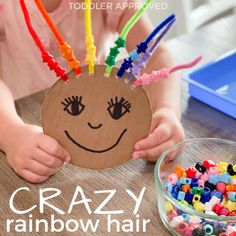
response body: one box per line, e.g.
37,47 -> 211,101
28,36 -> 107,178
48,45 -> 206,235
203,160 -> 216,169
168,173 -> 178,185
209,196 -> 221,205
200,173 -> 209,182
177,191 -> 186,201
193,202 -> 205,211
229,210 -> 236,216
191,178 -> 199,188
203,187 -> 211,197
182,214 -> 190,223
185,227 -> 194,236
42,52 -> 67,80
228,192 -> 236,202
200,195 -> 210,204
218,172 -> 231,184
216,182 -> 226,193
228,232 -> 236,236
219,207 -> 229,216
192,187 -> 204,195
85,35 -> 96,74
167,210 -> 178,220
212,203 -> 224,214
182,184 -> 191,193
60,43 -> 80,75
170,216 -> 184,228
192,228 -> 205,236
180,200 -> 189,207
217,162 -> 228,174
174,166 -> 185,178
198,179 -> 205,188
129,50 -> 139,61
213,223 -> 226,235
189,215 -> 202,224
172,185 -> 181,195
227,164 -> 236,176
233,164 -> 236,172
165,183 -> 173,193
203,224 -> 214,235
209,174 -> 219,185
177,222 -> 188,235
195,162 -> 207,173
205,202 -> 213,211
180,178 -> 192,185
105,37 -> 126,76
185,193 -> 194,204
117,58 -> 133,78
192,194 -> 201,203
210,191 -> 223,200
185,167 -> 197,178
164,201 -> 174,212
208,166 -> 219,175
232,176 -> 236,185
226,184 -> 236,191
205,181 -> 216,191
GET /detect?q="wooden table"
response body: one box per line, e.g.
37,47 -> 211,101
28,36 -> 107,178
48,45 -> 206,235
1,14 -> 236,236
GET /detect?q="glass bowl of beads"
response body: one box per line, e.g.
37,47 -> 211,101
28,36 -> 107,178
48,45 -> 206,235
154,138 -> 236,236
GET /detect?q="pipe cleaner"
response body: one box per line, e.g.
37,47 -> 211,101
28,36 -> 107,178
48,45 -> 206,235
34,0 -> 81,76
104,0 -> 153,77
84,0 -> 96,74
116,14 -> 176,79
132,56 -> 202,88
126,18 -> 176,82
19,0 -> 68,81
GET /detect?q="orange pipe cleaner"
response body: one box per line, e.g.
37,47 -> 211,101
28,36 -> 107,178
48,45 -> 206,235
34,0 -> 81,76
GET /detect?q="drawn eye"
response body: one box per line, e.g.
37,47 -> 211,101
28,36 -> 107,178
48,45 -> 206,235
107,97 -> 131,120
61,96 -> 85,116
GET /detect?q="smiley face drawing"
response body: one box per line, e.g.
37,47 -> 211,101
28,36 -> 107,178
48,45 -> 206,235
42,65 -> 152,169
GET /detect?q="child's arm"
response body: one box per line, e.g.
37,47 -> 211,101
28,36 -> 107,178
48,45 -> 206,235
0,80 -> 70,183
118,10 -> 185,161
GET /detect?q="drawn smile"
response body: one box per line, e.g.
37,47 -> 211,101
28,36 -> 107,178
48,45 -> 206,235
64,129 -> 127,153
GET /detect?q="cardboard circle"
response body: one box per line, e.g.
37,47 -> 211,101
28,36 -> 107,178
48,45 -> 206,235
42,65 -> 152,169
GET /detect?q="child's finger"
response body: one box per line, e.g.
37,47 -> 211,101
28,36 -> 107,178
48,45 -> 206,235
26,159 -> 58,176
37,135 -> 70,162
134,123 -> 171,151
20,169 -> 49,183
133,139 -> 175,161
33,148 -> 64,169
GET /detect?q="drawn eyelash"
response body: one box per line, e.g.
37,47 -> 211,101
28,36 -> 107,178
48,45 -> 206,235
61,96 -> 85,116
107,97 -> 131,120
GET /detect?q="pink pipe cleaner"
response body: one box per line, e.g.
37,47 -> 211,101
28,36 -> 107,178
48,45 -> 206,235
132,56 -> 202,88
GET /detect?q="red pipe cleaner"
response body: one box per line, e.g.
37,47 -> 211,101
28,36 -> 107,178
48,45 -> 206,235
19,0 -> 68,81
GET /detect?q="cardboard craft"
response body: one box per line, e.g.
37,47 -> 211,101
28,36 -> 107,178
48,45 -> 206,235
42,65 -> 152,169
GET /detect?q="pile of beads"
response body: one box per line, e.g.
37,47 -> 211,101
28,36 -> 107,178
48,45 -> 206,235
164,160 -> 236,236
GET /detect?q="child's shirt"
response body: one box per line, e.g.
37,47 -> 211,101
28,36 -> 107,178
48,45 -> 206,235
0,0 -> 128,99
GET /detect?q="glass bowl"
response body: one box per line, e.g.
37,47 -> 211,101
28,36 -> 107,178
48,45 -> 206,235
154,138 -> 236,236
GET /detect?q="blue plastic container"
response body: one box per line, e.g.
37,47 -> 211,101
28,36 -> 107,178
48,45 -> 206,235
183,50 -> 236,119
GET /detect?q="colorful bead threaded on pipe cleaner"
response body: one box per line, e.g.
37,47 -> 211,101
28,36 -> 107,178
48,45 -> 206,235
104,0 -> 153,77
34,0 -> 81,76
116,14 -> 176,79
84,0 -> 96,74
132,56 -> 202,88
19,0 -> 68,81
126,18 -> 176,81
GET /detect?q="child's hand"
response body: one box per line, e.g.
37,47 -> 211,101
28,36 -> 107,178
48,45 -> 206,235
5,123 -> 70,183
133,108 -> 185,161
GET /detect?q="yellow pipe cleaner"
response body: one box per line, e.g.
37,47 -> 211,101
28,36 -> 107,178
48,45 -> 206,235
84,0 -> 97,74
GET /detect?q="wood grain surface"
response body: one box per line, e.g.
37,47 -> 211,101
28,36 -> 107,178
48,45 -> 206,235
1,14 -> 236,236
